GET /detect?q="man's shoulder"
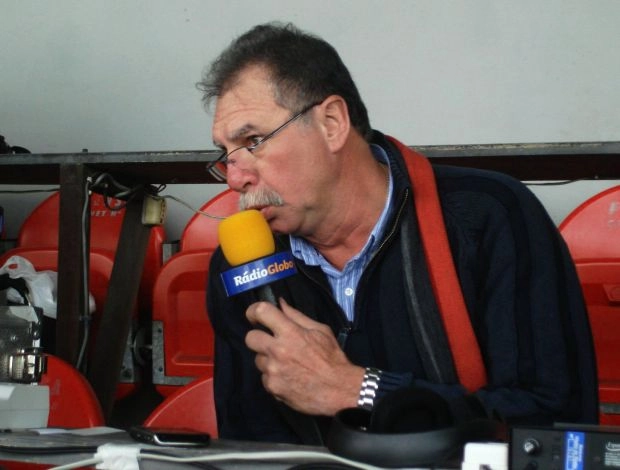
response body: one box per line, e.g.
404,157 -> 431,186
432,164 -> 541,210
433,164 -> 525,191
431,164 -> 554,235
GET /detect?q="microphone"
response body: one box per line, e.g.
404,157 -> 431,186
218,209 -> 296,305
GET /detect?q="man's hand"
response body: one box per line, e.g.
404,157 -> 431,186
245,298 -> 365,416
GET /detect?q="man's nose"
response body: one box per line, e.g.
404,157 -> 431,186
225,152 -> 258,191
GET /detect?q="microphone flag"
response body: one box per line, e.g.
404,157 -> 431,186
220,251 -> 296,297
217,209 -> 297,297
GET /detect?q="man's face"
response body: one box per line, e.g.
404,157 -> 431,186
212,66 -> 331,236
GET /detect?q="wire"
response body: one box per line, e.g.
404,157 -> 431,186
139,449 -> 221,469
0,175 -> 227,219
524,179 -> 586,186
76,176 -> 93,373
75,171 -> 131,372
47,448 -> 389,470
89,173 -> 138,210
86,173 -> 229,219
60,172 -> 183,371
138,449 -> 387,470
0,188 -> 60,194
47,457 -> 102,470
288,464 -> 365,470
86,173 -> 227,220
154,194 -> 227,220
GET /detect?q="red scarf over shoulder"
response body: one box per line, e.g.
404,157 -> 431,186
388,136 -> 487,392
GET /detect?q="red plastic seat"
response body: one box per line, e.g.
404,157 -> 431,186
144,375 -> 217,437
0,250 -> 114,325
7,192 -> 165,315
178,189 -> 240,252
0,192 -> 165,400
152,189 -> 239,396
40,354 -> 105,428
559,185 -> 620,425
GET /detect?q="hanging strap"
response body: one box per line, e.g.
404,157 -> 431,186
387,136 -> 487,392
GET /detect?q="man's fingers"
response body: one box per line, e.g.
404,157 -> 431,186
278,298 -> 330,332
246,298 -> 328,337
246,301 -> 288,335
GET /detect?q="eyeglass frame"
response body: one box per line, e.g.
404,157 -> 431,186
206,100 -> 322,180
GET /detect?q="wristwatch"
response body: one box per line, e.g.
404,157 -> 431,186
357,367 -> 382,410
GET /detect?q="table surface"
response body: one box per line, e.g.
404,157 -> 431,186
0,429 -> 462,469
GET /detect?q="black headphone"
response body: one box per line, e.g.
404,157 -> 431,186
327,387 -> 504,468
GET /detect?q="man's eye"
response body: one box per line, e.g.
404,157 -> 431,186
248,136 -> 263,148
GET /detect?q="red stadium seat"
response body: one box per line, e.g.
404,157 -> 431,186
152,189 -> 239,396
9,192 -> 165,315
0,192 -> 165,400
179,189 -> 240,252
559,185 -> 620,425
40,354 -> 105,428
144,375 -> 217,437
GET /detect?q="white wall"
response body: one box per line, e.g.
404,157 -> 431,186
1,0 -> 619,240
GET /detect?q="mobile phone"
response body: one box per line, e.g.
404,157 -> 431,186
129,426 -> 211,447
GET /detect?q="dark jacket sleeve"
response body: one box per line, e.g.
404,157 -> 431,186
414,166 -> 599,425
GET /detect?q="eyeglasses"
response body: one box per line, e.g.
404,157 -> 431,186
206,101 -> 321,181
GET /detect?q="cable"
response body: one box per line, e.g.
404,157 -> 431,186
85,173 -> 226,221
88,172 -> 142,210
153,194 -> 226,220
0,188 -> 60,194
0,173 -> 226,220
288,464 -> 364,470
139,449 -> 221,469
76,176 -> 93,373
138,449 -> 387,470
47,449 -> 389,470
47,457 -> 102,470
65,172 -> 160,371
74,172 -> 127,372
524,178 -> 586,186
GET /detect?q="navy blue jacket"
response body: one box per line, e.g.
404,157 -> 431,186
207,131 -> 598,444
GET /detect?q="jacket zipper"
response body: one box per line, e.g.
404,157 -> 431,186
296,188 -> 410,351
346,188 -> 410,348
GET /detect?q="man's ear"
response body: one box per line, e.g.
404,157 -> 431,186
318,95 -> 350,153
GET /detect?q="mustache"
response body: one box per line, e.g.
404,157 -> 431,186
239,188 -> 284,211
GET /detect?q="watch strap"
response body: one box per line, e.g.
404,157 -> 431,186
357,367 -> 383,410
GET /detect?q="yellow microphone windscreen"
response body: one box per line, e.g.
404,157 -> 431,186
218,209 -> 276,266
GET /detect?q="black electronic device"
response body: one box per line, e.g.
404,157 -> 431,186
327,387 -> 504,468
511,423 -> 620,470
129,426 -> 211,447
